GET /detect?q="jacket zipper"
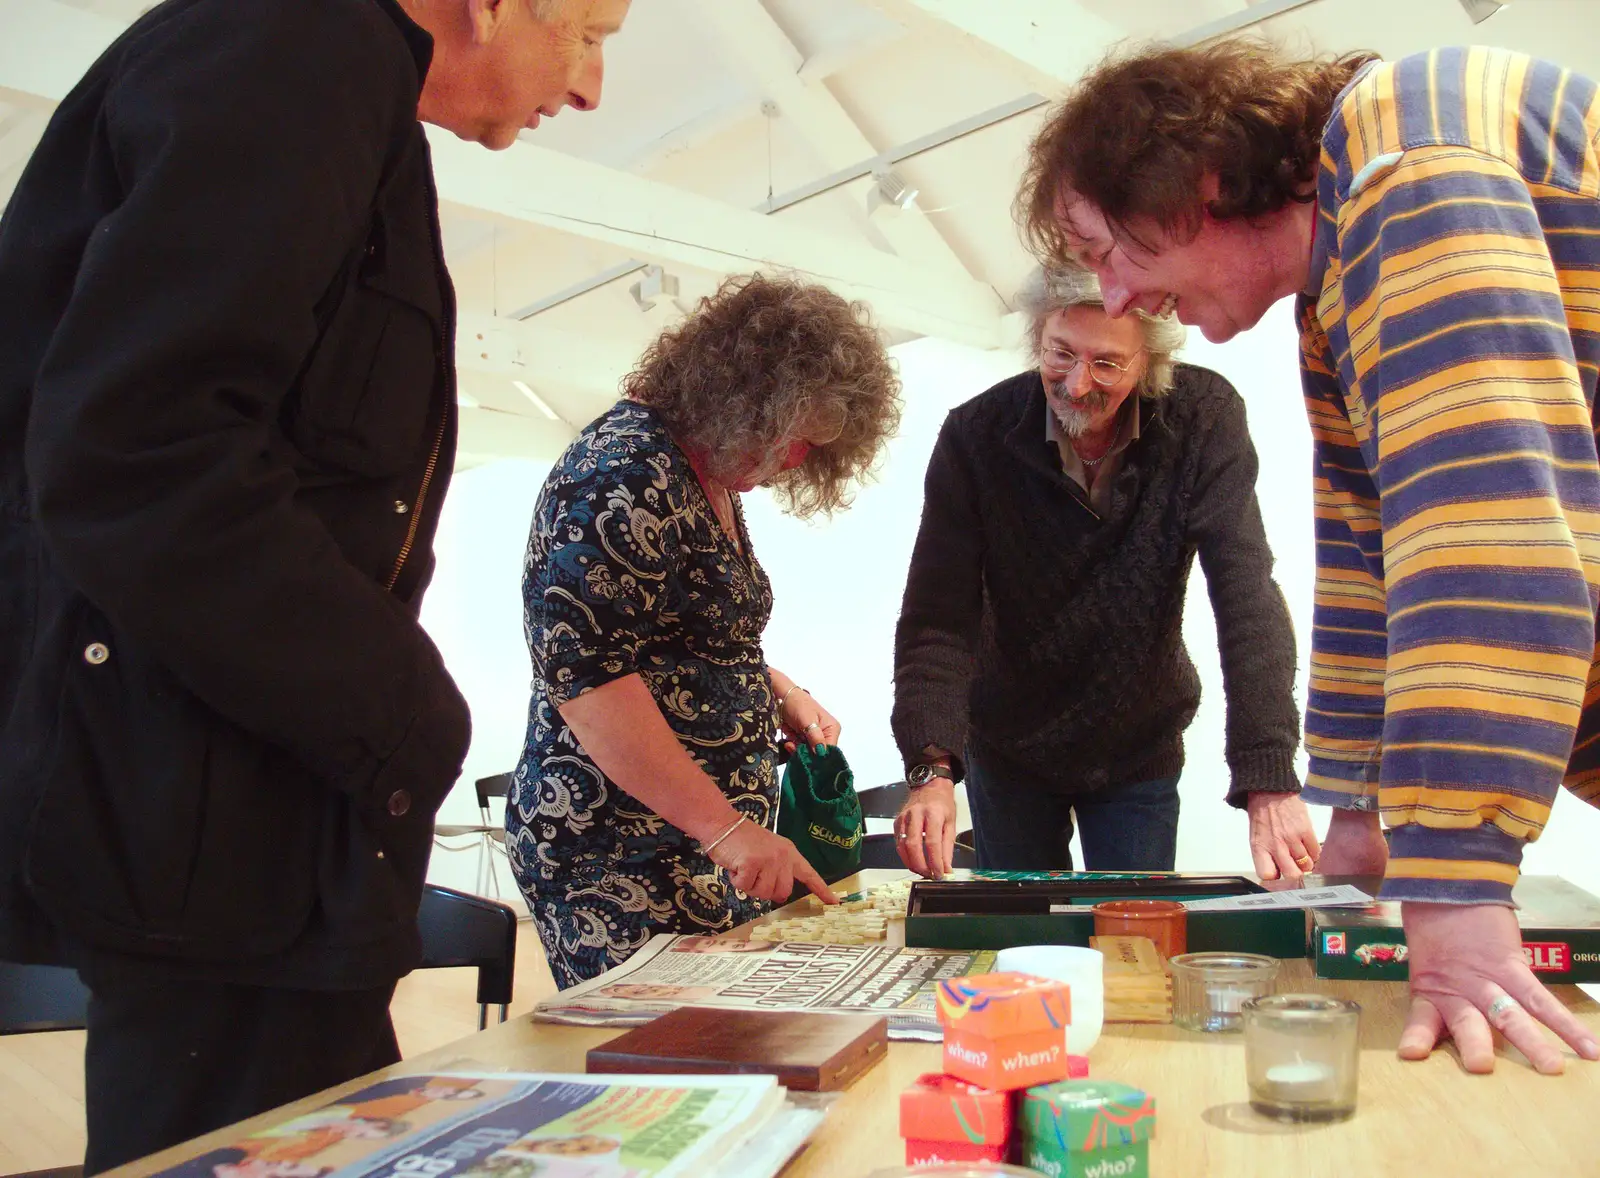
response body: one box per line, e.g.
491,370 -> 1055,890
385,137 -> 456,593
386,403 -> 447,591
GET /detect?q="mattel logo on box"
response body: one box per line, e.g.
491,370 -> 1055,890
1523,942 -> 1569,973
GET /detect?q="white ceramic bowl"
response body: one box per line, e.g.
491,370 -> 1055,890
993,944 -> 1105,1056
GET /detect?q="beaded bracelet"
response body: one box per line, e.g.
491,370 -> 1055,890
703,815 -> 748,856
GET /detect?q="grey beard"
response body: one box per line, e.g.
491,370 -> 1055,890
1047,383 -> 1109,438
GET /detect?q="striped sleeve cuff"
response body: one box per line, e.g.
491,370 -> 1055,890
1378,823 -> 1525,907
1301,755 -> 1380,811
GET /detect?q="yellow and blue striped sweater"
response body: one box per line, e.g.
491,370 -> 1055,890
1299,47 -> 1600,905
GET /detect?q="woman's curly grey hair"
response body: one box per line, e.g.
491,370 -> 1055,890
622,273 -> 903,519
1016,266 -> 1186,397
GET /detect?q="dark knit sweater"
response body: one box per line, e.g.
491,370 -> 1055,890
891,364 -> 1300,805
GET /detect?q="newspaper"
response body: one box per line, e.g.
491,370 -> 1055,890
150,1072 -> 821,1178
533,934 -> 1000,1042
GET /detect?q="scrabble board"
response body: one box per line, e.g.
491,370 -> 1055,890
902,872 -> 1307,958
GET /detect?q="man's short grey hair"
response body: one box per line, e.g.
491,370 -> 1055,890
1016,266 -> 1186,397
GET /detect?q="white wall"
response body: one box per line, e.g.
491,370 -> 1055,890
421,309 -> 1600,902
420,459 -> 551,907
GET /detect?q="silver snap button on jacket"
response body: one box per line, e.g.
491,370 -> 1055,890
83,643 -> 110,665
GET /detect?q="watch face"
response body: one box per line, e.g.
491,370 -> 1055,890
909,765 -> 933,785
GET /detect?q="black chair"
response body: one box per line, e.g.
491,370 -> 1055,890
475,772 -> 513,814
0,961 -> 89,1035
434,772 -> 516,900
416,883 -> 518,1031
434,771 -> 513,844
855,781 -> 910,818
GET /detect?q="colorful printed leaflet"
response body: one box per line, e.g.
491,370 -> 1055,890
1020,1080 -> 1155,1178
899,1072 -> 1011,1165
145,1072 -> 798,1178
936,971 -> 1073,1090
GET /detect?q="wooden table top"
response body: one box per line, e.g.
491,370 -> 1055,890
114,872 -> 1600,1178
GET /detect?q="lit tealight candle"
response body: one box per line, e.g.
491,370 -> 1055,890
1262,1060 -> 1336,1103
1244,994 -> 1360,1123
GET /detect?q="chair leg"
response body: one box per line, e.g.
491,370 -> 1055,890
479,1004 -> 489,1032
498,1003 -> 509,1024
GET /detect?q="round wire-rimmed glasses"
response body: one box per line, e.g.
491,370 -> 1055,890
1041,346 -> 1143,386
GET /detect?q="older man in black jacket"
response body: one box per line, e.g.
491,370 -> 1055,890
892,266 -> 1319,884
0,0 -> 628,1169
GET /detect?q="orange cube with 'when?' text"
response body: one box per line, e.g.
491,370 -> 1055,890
936,972 -> 1073,1091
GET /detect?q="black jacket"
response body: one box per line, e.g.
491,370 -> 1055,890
0,0 -> 471,987
891,366 -> 1300,804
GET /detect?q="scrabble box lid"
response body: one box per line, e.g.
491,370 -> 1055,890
936,972 -> 1071,1037
1021,1080 -> 1156,1151
586,1007 -> 887,1092
899,1073 -> 1013,1146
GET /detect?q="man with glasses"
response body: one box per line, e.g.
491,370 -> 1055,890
891,265 -> 1316,881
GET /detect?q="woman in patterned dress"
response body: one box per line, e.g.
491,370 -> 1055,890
507,274 -> 903,987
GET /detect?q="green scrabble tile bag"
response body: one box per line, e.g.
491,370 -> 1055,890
778,743 -> 865,887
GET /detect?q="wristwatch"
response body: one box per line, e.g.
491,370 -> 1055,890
907,763 -> 955,787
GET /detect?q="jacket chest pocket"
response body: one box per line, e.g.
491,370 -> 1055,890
287,167 -> 444,479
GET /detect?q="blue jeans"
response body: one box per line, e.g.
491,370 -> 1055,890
967,752 -> 1181,871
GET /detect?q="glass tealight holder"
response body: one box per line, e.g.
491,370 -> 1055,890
1242,993 -> 1361,1123
1170,952 -> 1279,1032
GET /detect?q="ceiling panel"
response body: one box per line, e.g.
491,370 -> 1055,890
518,0 -> 755,170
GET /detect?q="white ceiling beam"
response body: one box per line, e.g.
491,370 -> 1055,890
857,0 -> 1124,91
796,25 -> 908,83
696,0 -> 972,277
457,405 -> 576,464
625,99 -> 767,175
456,311 -> 633,398
427,128 -> 1006,348
0,0 -> 123,108
0,0 -> 1004,347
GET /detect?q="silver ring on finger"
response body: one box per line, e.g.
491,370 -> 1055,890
1487,993 -> 1523,1026
804,721 -> 821,732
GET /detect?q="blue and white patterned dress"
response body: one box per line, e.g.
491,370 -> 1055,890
506,400 -> 780,988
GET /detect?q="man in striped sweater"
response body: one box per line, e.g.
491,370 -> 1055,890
1019,41 -> 1600,1074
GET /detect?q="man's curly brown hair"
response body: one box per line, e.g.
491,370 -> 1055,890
1018,39 -> 1378,260
622,273 -> 902,519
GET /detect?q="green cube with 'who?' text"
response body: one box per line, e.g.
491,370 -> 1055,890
1020,1080 -> 1155,1178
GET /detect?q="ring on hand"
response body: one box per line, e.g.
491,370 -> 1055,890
1294,855 -> 1315,870
1487,993 -> 1523,1024
804,721 -> 822,732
